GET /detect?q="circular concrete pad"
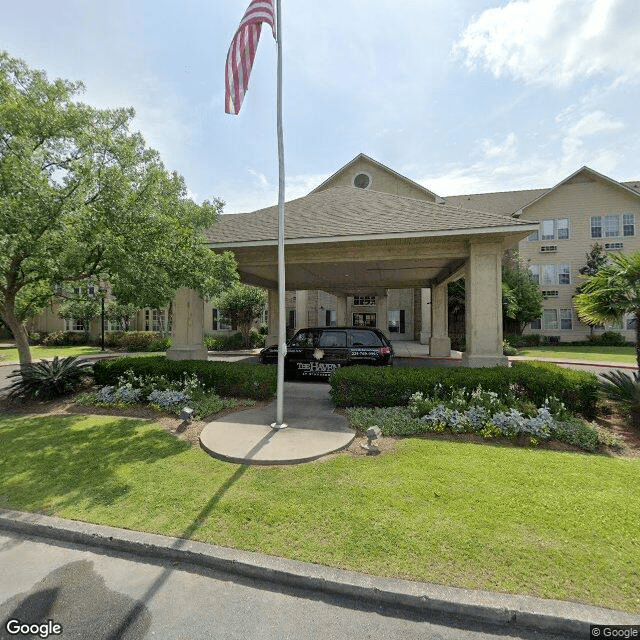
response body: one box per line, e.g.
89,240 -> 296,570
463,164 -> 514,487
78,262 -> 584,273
199,381 -> 355,465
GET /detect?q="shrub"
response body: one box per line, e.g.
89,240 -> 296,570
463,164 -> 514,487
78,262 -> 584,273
599,369 -> 640,428
41,331 -> 86,346
146,336 -> 172,352
329,362 -> 598,418
8,356 -> 93,400
116,331 -> 163,351
588,331 -> 626,346
93,355 -> 276,400
502,340 -> 518,356
204,332 -> 243,351
250,329 -> 266,348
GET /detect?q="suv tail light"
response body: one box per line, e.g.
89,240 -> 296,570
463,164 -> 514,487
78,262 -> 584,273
378,346 -> 391,355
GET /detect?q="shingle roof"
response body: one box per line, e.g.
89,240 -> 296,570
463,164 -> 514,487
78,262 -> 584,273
205,186 -> 535,246
444,188 -> 550,216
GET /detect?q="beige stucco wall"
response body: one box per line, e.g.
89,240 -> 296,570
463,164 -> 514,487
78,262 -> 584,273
315,157 -> 435,201
518,176 -> 640,342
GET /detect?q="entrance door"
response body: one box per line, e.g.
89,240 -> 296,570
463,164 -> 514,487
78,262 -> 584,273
353,312 -> 376,328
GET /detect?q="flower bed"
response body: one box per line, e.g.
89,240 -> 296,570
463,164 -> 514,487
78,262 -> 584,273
347,385 -> 610,452
76,369 -> 245,419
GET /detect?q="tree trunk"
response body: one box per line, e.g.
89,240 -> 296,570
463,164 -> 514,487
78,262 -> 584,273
1,297 -> 32,365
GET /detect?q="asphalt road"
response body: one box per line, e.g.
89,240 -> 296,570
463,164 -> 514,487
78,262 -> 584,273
0,532 -> 572,640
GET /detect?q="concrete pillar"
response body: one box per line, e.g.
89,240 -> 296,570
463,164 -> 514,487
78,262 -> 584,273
166,287 -> 208,360
419,287 -> 432,345
266,288 -> 279,347
429,283 -> 451,357
295,289 -> 307,330
462,240 -> 508,367
336,294 -> 347,326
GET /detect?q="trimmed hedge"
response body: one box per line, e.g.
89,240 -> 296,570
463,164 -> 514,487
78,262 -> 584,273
93,355 -> 276,401
329,362 -> 598,418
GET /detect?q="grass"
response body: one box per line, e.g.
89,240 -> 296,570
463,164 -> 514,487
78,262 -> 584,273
0,345 -> 103,364
0,413 -> 638,613
518,345 -> 637,364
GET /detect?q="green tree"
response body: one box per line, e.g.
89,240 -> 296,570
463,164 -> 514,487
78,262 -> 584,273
574,251 -> 640,368
105,299 -> 138,331
216,284 -> 267,348
58,293 -> 100,343
0,52 -> 237,364
501,260 -> 544,335
576,242 -> 609,337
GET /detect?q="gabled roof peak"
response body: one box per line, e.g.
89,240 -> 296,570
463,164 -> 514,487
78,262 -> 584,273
309,152 -> 441,201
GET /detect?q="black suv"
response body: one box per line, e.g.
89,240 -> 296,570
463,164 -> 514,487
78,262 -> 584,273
259,327 -> 393,378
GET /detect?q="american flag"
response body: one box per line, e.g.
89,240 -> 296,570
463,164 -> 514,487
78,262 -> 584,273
225,0 -> 276,115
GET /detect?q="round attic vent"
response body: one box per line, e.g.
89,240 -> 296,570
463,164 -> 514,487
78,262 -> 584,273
353,172 -> 371,189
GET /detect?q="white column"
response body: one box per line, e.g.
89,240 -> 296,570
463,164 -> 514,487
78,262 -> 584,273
295,289 -> 307,330
166,287 -> 208,360
419,287 -> 432,345
336,294 -> 347,326
266,288 -> 279,347
462,240 -> 508,367
429,283 -> 451,357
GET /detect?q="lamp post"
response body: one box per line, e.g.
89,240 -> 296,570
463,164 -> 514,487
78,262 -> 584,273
100,291 -> 105,352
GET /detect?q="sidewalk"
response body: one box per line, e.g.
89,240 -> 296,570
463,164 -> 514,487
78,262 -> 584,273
0,509 -> 637,637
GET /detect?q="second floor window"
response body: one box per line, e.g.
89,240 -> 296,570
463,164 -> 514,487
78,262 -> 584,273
592,213 -> 635,238
540,218 -> 569,240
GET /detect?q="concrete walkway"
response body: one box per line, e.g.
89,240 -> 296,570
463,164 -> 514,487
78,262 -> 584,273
199,382 -> 355,465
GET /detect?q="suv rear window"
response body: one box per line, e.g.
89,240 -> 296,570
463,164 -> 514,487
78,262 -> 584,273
349,330 -> 383,347
318,330 -> 347,347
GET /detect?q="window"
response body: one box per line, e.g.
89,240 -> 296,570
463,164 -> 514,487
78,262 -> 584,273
591,216 -> 602,238
530,318 -> 541,330
388,309 -> 405,334
318,330 -> 347,347
65,319 -> 85,332
542,290 -> 558,297
144,309 -> 167,332
541,219 -> 555,240
529,265 -> 539,284
528,230 -> 539,241
287,309 -> 296,328
558,264 -> 571,285
543,309 -> 558,330
541,264 -> 556,286
560,309 -> 572,330
627,315 -> 637,330
353,295 -> 376,306
212,309 -> 232,331
623,213 -> 635,237
325,309 -> 337,327
353,312 -> 376,327
557,218 -> 569,239
353,172 -> 371,189
350,330 -> 383,347
605,214 -> 619,237
540,218 -> 569,240
291,330 -> 314,347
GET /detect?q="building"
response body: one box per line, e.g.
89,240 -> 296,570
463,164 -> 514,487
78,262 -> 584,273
204,154 -> 639,349
31,154 -> 640,351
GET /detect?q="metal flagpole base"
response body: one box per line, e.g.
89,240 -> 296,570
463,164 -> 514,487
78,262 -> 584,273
270,422 -> 288,430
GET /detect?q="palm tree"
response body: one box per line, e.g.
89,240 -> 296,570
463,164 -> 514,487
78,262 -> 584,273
574,251 -> 640,369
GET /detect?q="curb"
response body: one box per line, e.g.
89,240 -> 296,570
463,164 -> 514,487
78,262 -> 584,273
1,510 -> 638,636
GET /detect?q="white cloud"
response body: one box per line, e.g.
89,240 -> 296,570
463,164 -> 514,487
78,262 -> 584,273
480,132 -> 518,159
248,169 -> 271,190
454,0 -> 640,86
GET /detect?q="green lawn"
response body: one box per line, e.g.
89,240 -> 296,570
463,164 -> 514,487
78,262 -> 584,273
518,345 -> 637,364
0,345 -> 103,364
0,413 -> 638,613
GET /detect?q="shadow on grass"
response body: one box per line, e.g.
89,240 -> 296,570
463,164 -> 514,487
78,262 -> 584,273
0,415 -> 190,511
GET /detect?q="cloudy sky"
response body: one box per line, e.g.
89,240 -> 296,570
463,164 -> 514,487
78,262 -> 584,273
2,0 -> 639,213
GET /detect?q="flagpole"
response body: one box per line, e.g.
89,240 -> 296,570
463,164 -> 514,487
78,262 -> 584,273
274,0 -> 287,429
